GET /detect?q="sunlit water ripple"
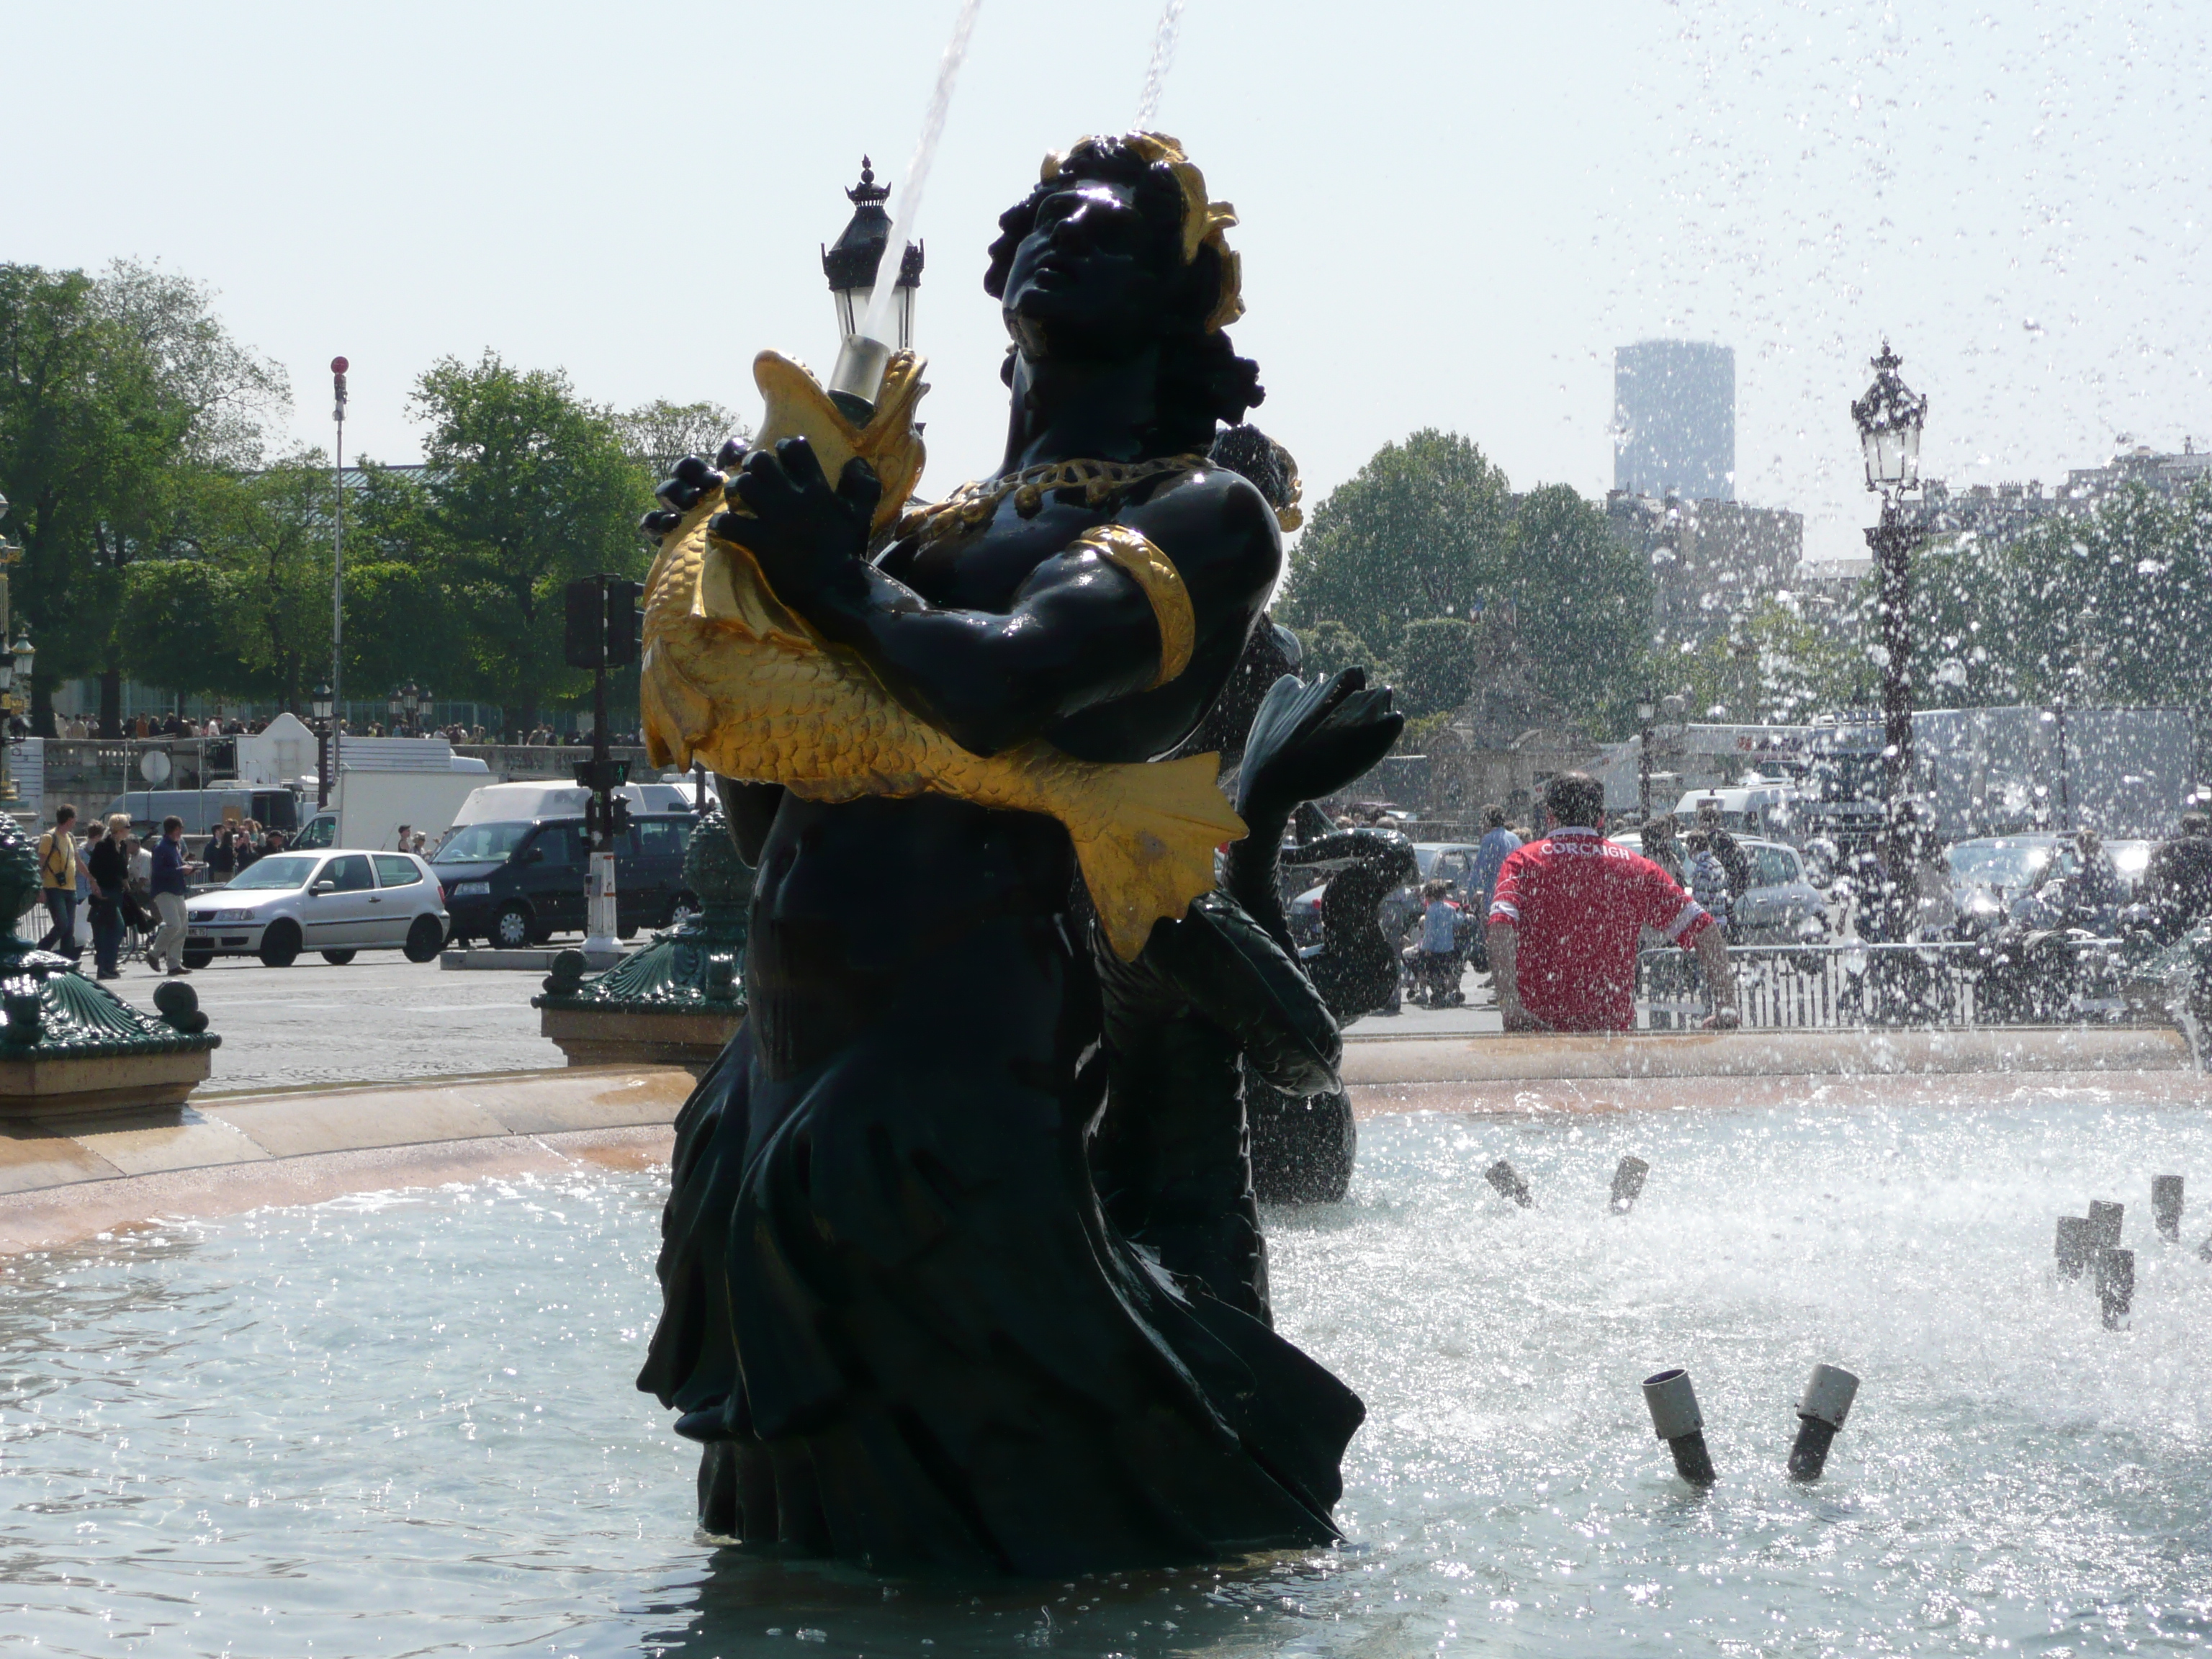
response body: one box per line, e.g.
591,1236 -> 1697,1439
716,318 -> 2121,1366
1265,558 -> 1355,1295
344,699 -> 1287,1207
3,1091 -> 2209,1655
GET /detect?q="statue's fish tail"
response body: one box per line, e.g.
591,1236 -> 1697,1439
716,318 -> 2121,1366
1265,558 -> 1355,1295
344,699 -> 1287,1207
1033,747 -> 1248,960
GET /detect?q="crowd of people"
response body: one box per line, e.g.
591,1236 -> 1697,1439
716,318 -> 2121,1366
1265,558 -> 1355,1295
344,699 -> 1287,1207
42,711 -> 649,747
35,802 -> 207,979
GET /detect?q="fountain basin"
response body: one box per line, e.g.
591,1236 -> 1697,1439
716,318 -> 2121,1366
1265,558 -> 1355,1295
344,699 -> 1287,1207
4,1086 -> 2208,1654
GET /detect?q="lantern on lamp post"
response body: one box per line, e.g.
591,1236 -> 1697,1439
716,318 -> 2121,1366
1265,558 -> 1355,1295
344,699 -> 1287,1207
1851,342 -> 1929,852
821,157 -> 922,422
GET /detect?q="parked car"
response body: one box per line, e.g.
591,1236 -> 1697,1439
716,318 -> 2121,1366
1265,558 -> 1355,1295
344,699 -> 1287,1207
433,812 -> 699,948
1613,830 -> 1830,944
1945,835 -> 2077,935
183,850 -> 450,968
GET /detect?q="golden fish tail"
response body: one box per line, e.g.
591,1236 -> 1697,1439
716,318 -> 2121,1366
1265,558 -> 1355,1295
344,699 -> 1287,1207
1045,747 -> 1247,961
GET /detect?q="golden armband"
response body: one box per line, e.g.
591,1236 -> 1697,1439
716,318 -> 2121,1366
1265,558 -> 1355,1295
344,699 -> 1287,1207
1071,525 -> 1195,690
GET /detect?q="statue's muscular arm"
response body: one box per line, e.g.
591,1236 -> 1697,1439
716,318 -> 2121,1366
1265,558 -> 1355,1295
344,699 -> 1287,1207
721,437 -> 1278,759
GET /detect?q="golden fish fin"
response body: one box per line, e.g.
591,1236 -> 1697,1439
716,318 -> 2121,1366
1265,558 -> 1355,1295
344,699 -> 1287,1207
695,538 -> 819,650
1056,749 -> 1248,961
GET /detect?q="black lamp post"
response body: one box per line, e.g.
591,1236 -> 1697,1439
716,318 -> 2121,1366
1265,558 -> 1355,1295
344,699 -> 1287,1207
1851,342 -> 1929,858
401,680 -> 423,737
312,683 -> 334,808
821,157 -> 922,421
1637,700 -> 1657,821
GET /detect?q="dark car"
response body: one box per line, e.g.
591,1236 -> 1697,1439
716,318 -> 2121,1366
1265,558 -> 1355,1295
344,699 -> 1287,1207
433,813 -> 699,948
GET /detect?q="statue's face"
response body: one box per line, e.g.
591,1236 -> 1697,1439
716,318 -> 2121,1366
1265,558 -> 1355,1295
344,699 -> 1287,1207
1001,178 -> 1170,359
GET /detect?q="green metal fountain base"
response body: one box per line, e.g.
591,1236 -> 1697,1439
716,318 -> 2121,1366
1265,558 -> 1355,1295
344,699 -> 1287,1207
0,945 -> 221,1120
531,804 -> 750,1075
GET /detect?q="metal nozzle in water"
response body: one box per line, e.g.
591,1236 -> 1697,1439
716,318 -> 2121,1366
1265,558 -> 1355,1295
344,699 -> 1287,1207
2054,1215 -> 2092,1280
2096,1246 -> 2135,1329
1486,1159 -> 1534,1209
2152,1175 -> 2185,1244
826,333 -> 894,425
2087,1199 -> 2124,1250
1787,1363 -> 1860,1480
1610,1155 -> 1650,1214
1642,1367 -> 1715,1487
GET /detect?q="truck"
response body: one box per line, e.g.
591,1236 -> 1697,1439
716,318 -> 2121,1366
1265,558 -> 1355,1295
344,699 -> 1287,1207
291,760 -> 493,853
100,786 -> 304,839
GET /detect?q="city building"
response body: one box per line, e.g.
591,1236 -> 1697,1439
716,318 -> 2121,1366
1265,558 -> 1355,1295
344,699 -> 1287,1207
1606,491 -> 1804,645
1614,341 -> 1736,502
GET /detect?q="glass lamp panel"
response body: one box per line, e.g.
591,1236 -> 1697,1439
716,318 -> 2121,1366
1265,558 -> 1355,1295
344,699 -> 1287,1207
894,284 -> 917,351
1897,422 -> 1923,485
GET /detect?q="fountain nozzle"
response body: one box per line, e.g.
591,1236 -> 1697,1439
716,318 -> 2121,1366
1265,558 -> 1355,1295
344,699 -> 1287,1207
2152,1175 -> 2185,1243
826,333 -> 894,424
2054,1215 -> 2091,1280
1787,1363 -> 1860,1480
1486,1159 -> 1534,1208
1610,1155 -> 1650,1214
2096,1246 -> 2135,1329
1642,1367 -> 1716,1487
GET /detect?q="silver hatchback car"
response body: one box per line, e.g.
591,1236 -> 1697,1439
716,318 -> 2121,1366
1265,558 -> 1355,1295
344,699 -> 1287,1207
184,849 -> 451,968
1611,831 -> 1830,945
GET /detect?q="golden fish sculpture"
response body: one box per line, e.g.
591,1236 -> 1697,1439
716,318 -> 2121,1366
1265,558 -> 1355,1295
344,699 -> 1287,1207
639,349 -> 1246,961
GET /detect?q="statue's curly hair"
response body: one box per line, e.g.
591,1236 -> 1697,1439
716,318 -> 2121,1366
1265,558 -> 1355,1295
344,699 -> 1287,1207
984,135 -> 1262,455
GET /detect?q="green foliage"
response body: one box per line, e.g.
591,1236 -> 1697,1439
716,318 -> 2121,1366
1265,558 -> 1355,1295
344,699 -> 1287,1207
1670,592 -> 1877,724
1281,432 -> 1652,735
1394,618 -> 1478,719
619,399 -> 748,480
1291,619 -> 1381,683
1911,485 -> 2212,714
410,353 -> 652,732
1279,430 -> 1511,655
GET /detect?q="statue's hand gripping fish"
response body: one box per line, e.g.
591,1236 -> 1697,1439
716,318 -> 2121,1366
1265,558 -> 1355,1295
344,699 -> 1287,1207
638,350 -> 1245,961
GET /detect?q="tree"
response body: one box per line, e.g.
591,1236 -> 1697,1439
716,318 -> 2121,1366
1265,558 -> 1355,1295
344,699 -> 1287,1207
1291,619 -> 1382,683
1501,482 -> 1651,730
1278,430 -> 1513,657
410,354 -> 650,737
0,261 -> 284,733
1394,617 -> 1478,719
619,399 -> 749,481
1281,432 -> 1653,737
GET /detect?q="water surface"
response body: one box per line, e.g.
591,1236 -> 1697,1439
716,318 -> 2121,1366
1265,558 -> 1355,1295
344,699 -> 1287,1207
4,1090 -> 2209,1655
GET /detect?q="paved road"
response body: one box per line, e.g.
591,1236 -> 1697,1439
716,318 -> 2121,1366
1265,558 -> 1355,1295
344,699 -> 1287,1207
93,952 -> 1501,1096
102,955 -> 559,1094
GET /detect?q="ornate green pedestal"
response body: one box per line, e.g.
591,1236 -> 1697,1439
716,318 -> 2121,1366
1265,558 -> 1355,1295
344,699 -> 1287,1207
0,822 -> 220,1120
533,806 -> 750,1074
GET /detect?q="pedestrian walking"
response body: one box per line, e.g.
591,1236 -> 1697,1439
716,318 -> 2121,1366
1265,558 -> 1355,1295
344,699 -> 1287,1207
86,821 -> 129,980
149,816 -> 197,976
35,805 -> 80,958
1488,772 -> 1739,1033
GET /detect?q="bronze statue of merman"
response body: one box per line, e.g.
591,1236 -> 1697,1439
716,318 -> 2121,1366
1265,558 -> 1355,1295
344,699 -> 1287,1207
633,133 -> 1373,1575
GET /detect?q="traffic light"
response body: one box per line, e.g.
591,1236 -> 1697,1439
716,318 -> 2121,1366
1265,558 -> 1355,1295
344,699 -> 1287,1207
565,577 -> 606,670
606,580 -> 643,667
564,575 -> 645,670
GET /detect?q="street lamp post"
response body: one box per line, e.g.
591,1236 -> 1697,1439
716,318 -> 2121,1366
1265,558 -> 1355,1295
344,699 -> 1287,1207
1851,342 -> 1929,866
312,683 -> 334,809
821,157 -> 922,422
1637,701 -> 1657,821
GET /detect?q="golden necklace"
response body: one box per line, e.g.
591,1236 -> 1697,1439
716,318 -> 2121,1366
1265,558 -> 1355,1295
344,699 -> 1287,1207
895,453 -> 1209,546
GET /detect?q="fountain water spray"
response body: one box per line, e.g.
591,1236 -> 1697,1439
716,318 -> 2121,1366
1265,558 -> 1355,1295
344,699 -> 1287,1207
1134,0 -> 1186,127
1486,1159 -> 1533,1208
1787,1363 -> 1859,1480
2152,1175 -> 2184,1243
1642,1369 -> 1716,1487
827,0 -> 985,418
1610,1155 -> 1650,1214
2096,1247 -> 2134,1328
2054,1215 -> 2091,1280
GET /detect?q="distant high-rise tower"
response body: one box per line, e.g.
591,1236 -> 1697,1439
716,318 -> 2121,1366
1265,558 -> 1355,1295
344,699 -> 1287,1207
1614,341 -> 1735,502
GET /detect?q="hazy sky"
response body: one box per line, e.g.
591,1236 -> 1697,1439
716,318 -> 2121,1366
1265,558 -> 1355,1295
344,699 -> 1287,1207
10,0 -> 2207,565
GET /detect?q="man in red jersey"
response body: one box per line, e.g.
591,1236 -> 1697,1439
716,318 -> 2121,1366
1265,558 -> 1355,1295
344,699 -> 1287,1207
1488,773 -> 1739,1033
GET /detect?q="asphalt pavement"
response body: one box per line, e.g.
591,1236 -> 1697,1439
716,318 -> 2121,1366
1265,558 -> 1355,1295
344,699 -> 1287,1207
102,953 -> 558,1094
91,952 -> 1500,1097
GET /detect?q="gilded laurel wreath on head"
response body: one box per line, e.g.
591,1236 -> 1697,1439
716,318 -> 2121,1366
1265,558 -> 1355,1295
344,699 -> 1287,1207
1038,131 -> 1244,333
